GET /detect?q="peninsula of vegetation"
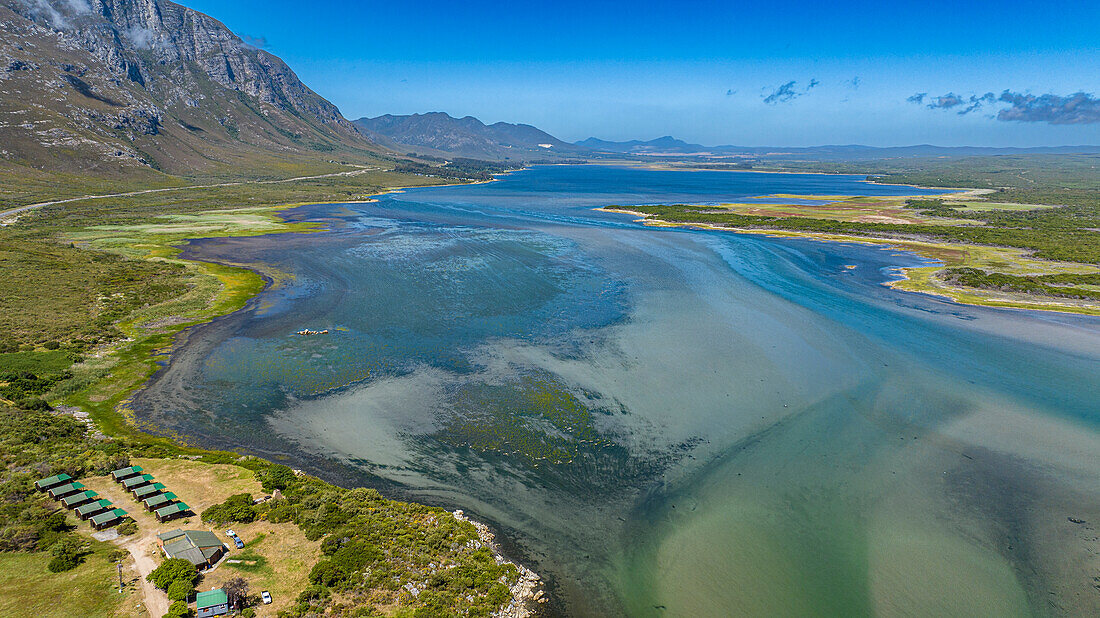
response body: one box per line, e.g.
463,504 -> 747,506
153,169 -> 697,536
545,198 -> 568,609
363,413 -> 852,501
600,155 -> 1100,315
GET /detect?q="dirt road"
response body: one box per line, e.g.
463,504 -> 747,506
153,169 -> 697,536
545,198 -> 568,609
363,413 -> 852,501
0,165 -> 379,222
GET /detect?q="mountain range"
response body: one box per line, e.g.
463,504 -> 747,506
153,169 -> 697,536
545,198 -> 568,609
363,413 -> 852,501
3,0 -> 1097,182
0,0 -> 381,178
353,112 -> 586,161
576,136 -> 1100,159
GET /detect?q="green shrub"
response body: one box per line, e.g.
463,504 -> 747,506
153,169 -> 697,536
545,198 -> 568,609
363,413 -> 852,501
117,519 -> 138,536
164,600 -> 191,618
201,493 -> 256,524
46,535 -> 88,572
255,464 -> 295,492
147,558 -> 198,590
296,584 -> 330,603
166,578 -> 193,601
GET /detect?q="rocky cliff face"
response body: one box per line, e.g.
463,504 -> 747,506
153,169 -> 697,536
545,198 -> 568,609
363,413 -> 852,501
0,0 -> 375,175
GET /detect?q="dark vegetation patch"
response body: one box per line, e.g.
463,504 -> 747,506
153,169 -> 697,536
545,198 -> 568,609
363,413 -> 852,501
940,268 -> 1100,300
394,157 -> 525,182
61,75 -> 124,107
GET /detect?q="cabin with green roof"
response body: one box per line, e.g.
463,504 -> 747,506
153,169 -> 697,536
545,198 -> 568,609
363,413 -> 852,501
76,499 -> 112,520
196,588 -> 229,617
154,502 -> 190,523
34,473 -> 72,491
132,482 -> 165,500
122,474 -> 155,490
48,481 -> 85,500
157,529 -> 225,568
110,465 -> 143,482
90,508 -> 128,530
61,490 -> 98,509
143,492 -> 177,511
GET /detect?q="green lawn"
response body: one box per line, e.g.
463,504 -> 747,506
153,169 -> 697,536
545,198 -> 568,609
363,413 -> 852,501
0,547 -> 136,617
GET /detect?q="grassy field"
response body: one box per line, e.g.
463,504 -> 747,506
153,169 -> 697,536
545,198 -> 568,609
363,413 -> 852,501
0,542 -> 140,617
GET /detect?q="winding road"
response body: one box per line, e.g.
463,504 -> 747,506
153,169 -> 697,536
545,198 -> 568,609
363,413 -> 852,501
0,165 -> 379,222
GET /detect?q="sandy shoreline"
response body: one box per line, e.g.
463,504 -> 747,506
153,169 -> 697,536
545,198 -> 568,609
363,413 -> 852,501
597,206 -> 1100,316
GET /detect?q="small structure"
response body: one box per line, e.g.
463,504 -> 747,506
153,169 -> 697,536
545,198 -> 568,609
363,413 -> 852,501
122,474 -> 155,490
157,529 -> 225,568
154,502 -> 191,523
143,492 -> 177,511
61,490 -> 99,509
34,473 -> 73,492
110,465 -> 143,482
76,499 -> 113,520
132,482 -> 166,500
90,508 -> 128,530
196,588 -> 229,618
48,481 -> 86,500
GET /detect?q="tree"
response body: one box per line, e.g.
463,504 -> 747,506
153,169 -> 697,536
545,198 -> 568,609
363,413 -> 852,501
201,493 -> 256,525
166,578 -> 194,602
164,600 -> 191,618
255,464 -> 296,492
147,558 -> 198,591
46,535 -> 88,572
223,576 -> 249,609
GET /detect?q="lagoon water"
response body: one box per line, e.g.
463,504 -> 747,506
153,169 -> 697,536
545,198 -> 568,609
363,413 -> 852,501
133,165 -> 1100,616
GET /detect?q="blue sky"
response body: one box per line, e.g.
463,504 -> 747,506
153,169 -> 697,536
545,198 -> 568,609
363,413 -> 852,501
184,0 -> 1100,147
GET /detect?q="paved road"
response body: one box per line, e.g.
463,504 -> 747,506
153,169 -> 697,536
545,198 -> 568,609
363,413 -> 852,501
0,166 -> 378,221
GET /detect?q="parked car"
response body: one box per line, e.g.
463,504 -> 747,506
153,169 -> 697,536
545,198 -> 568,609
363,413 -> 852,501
233,536 -> 245,549
261,591 -> 272,605
225,529 -> 236,538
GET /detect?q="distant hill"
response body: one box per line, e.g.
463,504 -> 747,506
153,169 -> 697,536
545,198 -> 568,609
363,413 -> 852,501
0,0 -> 383,177
354,112 -> 587,161
575,136 -> 711,155
576,137 -> 1100,159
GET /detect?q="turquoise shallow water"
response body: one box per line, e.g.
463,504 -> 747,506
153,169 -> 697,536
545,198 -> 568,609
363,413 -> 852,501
133,166 -> 1100,616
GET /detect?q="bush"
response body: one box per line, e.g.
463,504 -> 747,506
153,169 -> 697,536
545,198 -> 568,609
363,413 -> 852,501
166,578 -> 194,601
255,464 -> 295,492
164,600 -> 191,618
107,548 -> 129,562
201,493 -> 256,525
46,535 -> 88,572
15,397 -> 50,411
147,558 -> 198,590
240,609 -> 255,618
117,520 -> 138,536
308,559 -> 347,588
47,554 -> 79,572
296,584 -> 330,604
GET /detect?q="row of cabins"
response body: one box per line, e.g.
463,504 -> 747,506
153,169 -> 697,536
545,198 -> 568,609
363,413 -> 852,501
35,473 -> 129,530
36,465 -> 191,529
111,465 -> 191,523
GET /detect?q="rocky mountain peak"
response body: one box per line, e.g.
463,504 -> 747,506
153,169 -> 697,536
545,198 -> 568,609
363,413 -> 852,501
1,0 -> 373,174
